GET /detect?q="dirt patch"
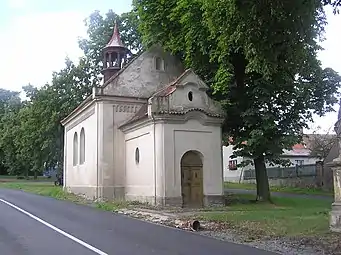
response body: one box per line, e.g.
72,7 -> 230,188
115,207 -> 340,255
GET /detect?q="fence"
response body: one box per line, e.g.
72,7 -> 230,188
243,164 -> 316,180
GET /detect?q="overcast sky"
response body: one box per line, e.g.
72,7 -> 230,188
0,0 -> 339,133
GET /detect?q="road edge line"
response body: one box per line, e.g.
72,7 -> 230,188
0,198 -> 108,255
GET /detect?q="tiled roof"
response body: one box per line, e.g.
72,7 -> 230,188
105,21 -> 126,48
158,108 -> 223,118
150,69 -> 193,98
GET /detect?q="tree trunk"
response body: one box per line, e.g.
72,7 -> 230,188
254,154 -> 271,202
34,170 -> 37,180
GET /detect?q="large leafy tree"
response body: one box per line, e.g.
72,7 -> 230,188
0,89 -> 24,175
0,10 -> 142,177
322,0 -> 341,12
78,9 -> 143,87
134,0 -> 341,201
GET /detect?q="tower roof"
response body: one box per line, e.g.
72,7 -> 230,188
105,20 -> 126,48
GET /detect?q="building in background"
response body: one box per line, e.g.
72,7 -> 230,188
223,135 -> 322,183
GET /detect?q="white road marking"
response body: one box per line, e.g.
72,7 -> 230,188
0,198 -> 108,255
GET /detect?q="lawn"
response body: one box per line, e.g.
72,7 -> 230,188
224,182 -> 333,197
0,181 -> 135,211
199,193 -> 332,239
0,175 -> 50,182
0,181 -> 80,200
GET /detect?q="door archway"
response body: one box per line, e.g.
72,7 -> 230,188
181,151 -> 204,207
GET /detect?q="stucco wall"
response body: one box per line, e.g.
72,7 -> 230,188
103,45 -> 184,98
98,100 -> 147,200
124,124 -> 154,202
64,104 -> 97,198
170,73 -> 221,113
163,119 -> 223,200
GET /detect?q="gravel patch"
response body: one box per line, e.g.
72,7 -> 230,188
115,208 -> 331,255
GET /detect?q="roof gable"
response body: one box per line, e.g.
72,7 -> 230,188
101,45 -> 184,98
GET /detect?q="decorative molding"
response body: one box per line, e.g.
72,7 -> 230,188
65,107 -> 95,132
120,111 -> 223,134
125,132 -> 150,142
113,104 -> 139,113
61,97 -> 94,126
94,95 -> 148,104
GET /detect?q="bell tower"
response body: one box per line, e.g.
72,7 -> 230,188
101,21 -> 130,83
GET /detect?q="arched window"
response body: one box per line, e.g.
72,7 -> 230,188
155,57 -> 164,71
73,132 -> 78,166
80,128 -> 85,164
135,147 -> 140,164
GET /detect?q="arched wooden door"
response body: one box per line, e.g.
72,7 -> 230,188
181,151 -> 203,207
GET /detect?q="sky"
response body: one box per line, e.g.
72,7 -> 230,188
0,1 -> 340,134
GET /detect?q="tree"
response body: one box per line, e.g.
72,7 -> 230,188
307,127 -> 337,160
134,0 -> 341,201
0,10 -> 141,178
322,0 -> 341,13
0,89 -> 23,176
78,9 -> 143,87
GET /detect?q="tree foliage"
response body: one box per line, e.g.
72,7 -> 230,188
322,0 -> 341,13
307,128 -> 337,160
134,0 -> 341,201
78,9 -> 143,87
0,10 -> 139,178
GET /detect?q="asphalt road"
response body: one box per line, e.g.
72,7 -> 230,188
0,188 -> 277,255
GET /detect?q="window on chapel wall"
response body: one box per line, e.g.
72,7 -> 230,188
80,128 -> 85,165
228,160 -> 238,171
73,132 -> 78,166
155,56 -> 164,71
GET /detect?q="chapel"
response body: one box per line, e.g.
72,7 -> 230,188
61,22 -> 225,207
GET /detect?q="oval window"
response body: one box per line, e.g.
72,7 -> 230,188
188,91 -> 193,101
135,147 -> 140,164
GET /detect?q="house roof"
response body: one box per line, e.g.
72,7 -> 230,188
150,69 -> 192,98
225,133 -> 336,157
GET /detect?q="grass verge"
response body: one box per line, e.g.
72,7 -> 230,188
224,182 -> 333,196
197,194 -> 341,253
0,181 -> 133,211
199,194 -> 331,238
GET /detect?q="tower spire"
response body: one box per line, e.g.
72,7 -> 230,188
101,20 -> 130,83
105,20 -> 125,48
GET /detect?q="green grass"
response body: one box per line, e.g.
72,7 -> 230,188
224,182 -> 333,196
0,175 -> 50,182
0,181 -> 140,211
0,182 -> 83,201
199,193 -> 332,239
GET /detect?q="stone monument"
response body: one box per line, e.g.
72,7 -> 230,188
327,98 -> 341,232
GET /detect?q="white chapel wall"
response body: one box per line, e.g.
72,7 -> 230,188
124,124 -> 154,201
65,104 -> 98,195
111,102 -> 147,197
163,119 -> 223,198
167,73 -> 221,114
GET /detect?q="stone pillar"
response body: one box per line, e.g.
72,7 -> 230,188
327,159 -> 341,232
327,116 -> 341,232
